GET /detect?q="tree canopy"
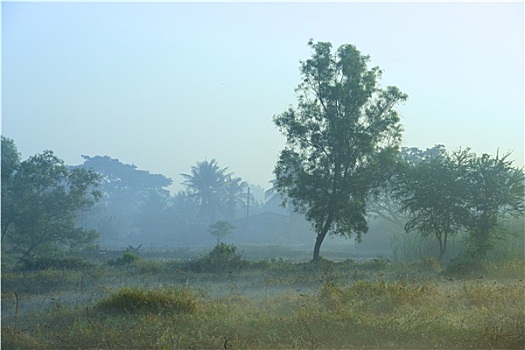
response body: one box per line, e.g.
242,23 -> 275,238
74,155 -> 173,245
1,138 -> 101,257
394,148 -> 524,261
181,159 -> 249,224
78,155 -> 172,195
273,40 -> 408,260
394,148 -> 469,260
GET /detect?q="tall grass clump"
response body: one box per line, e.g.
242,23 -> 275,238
96,286 -> 198,314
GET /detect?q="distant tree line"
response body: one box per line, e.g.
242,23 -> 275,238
2,40 -> 523,267
1,137 -> 276,258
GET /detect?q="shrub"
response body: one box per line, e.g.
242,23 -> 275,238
187,243 -> 247,272
96,286 -> 198,314
442,256 -> 486,278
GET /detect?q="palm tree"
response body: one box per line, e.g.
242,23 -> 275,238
224,176 -> 251,221
181,159 -> 231,224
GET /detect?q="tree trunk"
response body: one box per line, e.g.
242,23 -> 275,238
313,234 -> 325,262
436,234 -> 444,261
313,213 -> 334,261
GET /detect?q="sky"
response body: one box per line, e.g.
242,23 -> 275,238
3,1 -> 524,193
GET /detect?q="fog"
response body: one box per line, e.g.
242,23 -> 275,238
3,2 -> 523,195
2,3 -> 524,349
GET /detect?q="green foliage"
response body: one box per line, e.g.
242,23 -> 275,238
273,40 -> 407,260
96,286 -> 198,314
394,149 -> 468,260
107,251 -> 142,266
395,148 -> 524,262
1,138 -> 101,258
461,153 -> 524,259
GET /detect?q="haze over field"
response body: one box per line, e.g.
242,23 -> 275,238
3,1 -> 523,192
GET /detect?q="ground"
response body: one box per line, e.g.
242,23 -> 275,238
2,247 -> 524,349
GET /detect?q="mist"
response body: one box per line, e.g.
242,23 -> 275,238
2,2 -> 524,349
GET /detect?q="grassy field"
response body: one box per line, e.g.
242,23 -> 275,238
2,248 -> 524,349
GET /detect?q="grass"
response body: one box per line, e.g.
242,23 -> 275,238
2,252 -> 524,349
96,286 -> 198,315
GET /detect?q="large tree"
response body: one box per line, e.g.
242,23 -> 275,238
1,141 -> 101,257
273,40 -> 408,261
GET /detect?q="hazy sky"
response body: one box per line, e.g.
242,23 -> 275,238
3,1 -> 523,192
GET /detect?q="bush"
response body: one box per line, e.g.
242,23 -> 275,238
442,256 -> 486,278
96,286 -> 198,314
187,243 -> 247,272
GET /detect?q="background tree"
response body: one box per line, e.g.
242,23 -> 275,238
75,155 -> 172,245
394,149 -> 469,260
133,189 -> 179,243
181,159 -> 231,224
224,176 -> 250,221
1,144 -> 101,258
208,220 -> 236,245
273,40 -> 407,261
394,148 -> 524,262
1,136 -> 21,242
366,145 -> 449,261
171,190 -> 199,224
462,152 -> 524,259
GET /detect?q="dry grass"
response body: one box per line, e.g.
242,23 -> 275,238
2,256 -> 524,349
